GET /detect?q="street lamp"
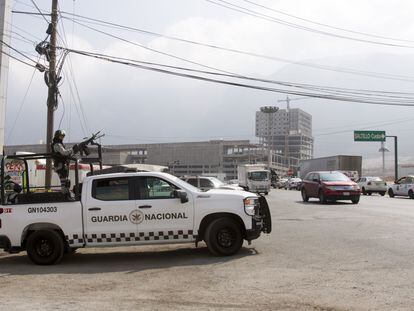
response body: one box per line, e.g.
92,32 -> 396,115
378,142 -> 389,179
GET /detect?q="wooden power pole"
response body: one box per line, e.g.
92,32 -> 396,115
45,0 -> 58,188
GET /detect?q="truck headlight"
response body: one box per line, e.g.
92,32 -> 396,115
244,197 -> 258,216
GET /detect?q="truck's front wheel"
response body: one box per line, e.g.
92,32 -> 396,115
204,218 -> 243,256
26,230 -> 64,265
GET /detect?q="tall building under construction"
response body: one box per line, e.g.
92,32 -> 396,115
255,107 -> 313,167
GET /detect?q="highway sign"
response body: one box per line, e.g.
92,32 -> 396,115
354,130 -> 386,142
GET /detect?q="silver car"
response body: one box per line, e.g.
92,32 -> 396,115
285,178 -> 302,190
356,176 -> 387,196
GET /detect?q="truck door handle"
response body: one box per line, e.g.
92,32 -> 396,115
88,207 -> 101,211
139,205 -> 152,209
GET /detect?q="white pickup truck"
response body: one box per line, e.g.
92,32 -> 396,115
0,168 -> 271,265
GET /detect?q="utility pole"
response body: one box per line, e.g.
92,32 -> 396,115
386,135 -> 398,181
45,0 -> 58,188
378,141 -> 389,179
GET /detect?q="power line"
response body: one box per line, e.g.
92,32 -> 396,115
314,115 -> 414,133
5,20 -> 44,42
29,0 -> 49,24
205,0 -> 414,49
61,48 -> 414,107
62,47 -> 414,102
12,10 -> 51,17
241,0 -> 414,44
0,39 -> 38,65
57,11 -> 414,83
0,49 -> 38,69
315,117 -> 414,137
70,19 -> 241,77
57,8 -> 89,135
58,47 -> 414,102
6,65 -> 38,144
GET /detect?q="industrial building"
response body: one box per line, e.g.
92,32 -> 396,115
5,140 -> 268,181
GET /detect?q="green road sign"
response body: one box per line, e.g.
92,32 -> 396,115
354,130 -> 386,142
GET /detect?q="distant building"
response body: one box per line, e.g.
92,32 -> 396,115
5,140 -> 267,181
255,107 -> 313,163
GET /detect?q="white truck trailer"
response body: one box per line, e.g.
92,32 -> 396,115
299,155 -> 362,180
237,164 -> 271,195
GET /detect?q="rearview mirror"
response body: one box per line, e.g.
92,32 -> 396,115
174,190 -> 189,204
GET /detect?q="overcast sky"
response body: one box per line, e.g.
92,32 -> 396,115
4,0 -> 414,166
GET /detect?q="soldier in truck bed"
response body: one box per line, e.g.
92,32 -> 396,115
51,129 -> 75,197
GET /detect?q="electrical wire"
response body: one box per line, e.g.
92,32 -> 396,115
241,0 -> 414,44
5,65 -> 38,144
0,49 -> 38,69
5,20 -> 44,42
69,19 -> 242,77
205,0 -> 414,49
29,0 -> 49,24
57,92 -> 66,129
57,8 -> 90,135
63,68 -> 88,136
314,116 -> 414,137
58,47 -> 414,102
0,39 -> 39,65
60,48 -> 414,106
57,11 -> 414,83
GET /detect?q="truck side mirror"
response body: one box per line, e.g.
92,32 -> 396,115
174,190 -> 189,203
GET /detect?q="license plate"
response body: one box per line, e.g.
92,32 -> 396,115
343,192 -> 350,196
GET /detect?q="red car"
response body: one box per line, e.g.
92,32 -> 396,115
301,171 -> 361,204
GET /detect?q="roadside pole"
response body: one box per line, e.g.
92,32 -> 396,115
386,135 -> 398,181
45,0 -> 58,189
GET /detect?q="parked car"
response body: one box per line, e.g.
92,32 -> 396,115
285,177 -> 302,190
276,178 -> 288,189
356,176 -> 387,196
301,171 -> 361,204
388,176 -> 414,199
181,176 -> 243,191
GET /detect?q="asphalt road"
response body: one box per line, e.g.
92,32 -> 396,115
1,190 -> 414,310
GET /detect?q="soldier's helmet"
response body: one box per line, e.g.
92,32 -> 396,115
54,129 -> 66,139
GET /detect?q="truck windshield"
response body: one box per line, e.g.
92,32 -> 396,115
249,171 -> 268,181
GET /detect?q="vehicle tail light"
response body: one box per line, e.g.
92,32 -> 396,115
0,208 -> 3,214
